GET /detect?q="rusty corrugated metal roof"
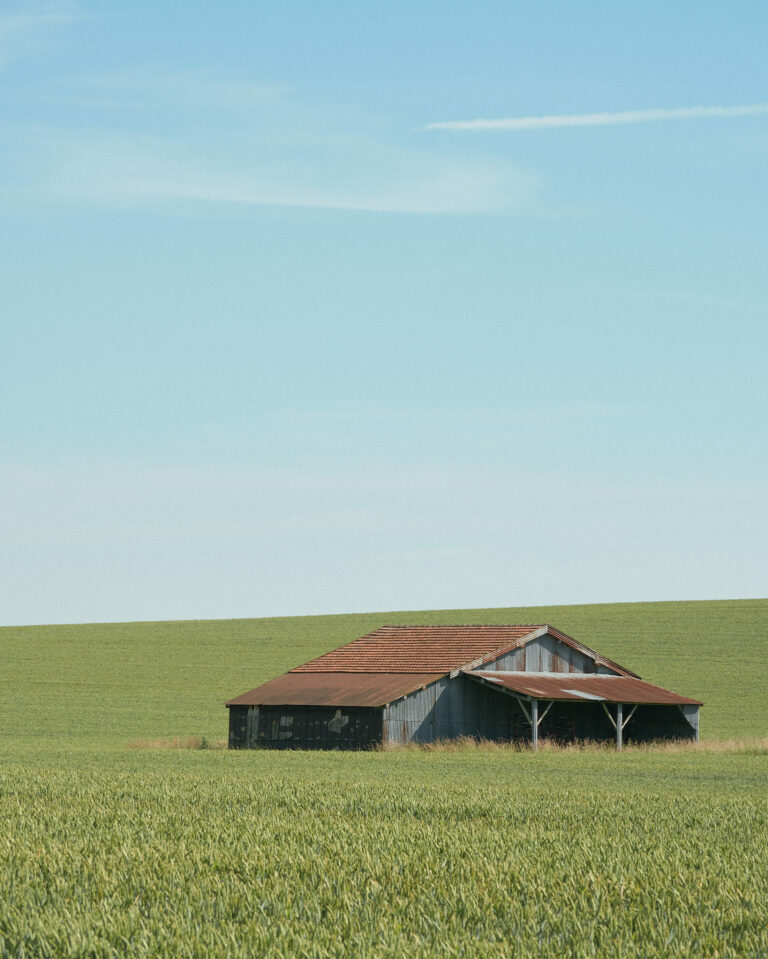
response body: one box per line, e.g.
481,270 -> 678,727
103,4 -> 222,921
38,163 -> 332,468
467,671 -> 702,705
225,671 -> 446,708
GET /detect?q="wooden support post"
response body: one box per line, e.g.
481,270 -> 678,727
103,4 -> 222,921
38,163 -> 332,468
512,695 -> 531,726
601,701 -> 616,731
616,702 -> 623,751
531,698 -> 538,750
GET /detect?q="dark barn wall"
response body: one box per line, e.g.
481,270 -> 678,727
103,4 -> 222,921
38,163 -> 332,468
228,705 -> 249,748
508,701 -> 695,744
228,705 -> 383,750
535,700 -> 615,742
538,700 -> 604,742
622,704 -> 696,743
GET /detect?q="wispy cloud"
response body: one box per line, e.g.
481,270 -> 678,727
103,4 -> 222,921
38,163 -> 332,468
0,5 -> 74,36
33,128 -> 537,215
0,28 -> 537,216
0,3 -> 77,69
28,65 -> 287,111
426,103 -> 768,132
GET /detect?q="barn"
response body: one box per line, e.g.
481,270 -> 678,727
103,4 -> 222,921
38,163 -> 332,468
226,624 -> 702,750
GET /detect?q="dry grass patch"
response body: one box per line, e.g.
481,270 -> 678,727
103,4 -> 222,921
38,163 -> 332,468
127,736 -> 226,750
127,735 -> 768,755
384,735 -> 768,755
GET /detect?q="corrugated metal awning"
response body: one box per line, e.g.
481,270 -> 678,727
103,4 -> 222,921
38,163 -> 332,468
466,671 -> 702,706
226,671 -> 446,708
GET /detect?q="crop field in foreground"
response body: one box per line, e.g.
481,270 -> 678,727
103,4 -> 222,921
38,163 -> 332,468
1,746 -> 767,958
1,599 -> 766,956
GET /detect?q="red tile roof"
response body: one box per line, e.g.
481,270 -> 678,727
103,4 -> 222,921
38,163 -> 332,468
226,672 -> 445,708
468,671 -> 702,706
289,625 -> 546,674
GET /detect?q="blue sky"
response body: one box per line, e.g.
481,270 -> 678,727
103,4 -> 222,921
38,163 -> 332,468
2,1 -> 767,625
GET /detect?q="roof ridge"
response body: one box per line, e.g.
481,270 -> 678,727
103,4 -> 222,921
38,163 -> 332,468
289,668 -> 451,674
375,623 -> 546,628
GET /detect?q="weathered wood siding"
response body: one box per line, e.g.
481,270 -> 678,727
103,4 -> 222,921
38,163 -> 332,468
478,633 -> 618,674
384,675 -> 530,745
681,704 -> 700,740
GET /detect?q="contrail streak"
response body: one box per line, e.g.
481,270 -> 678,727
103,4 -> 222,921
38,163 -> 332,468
426,103 -> 768,132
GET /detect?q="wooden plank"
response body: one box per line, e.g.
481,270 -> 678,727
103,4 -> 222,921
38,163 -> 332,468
601,701 -> 617,730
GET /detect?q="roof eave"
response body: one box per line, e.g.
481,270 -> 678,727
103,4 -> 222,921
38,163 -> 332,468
224,670 -> 449,709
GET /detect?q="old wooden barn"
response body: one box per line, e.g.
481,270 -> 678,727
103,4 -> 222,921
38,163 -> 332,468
226,624 -> 702,750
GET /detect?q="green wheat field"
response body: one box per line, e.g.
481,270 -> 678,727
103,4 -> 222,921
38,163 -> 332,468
1,598 -> 767,957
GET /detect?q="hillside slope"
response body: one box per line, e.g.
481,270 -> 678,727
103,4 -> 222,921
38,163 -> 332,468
1,598 -> 765,744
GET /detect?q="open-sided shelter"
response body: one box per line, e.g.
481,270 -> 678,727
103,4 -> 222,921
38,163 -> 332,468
226,624 -> 701,750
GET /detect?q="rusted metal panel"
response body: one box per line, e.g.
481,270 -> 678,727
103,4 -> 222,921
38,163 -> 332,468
467,671 -> 702,706
226,672 -> 444,708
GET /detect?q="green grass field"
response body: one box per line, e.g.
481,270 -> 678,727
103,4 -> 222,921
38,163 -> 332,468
2,597 -> 767,744
1,599 -> 767,956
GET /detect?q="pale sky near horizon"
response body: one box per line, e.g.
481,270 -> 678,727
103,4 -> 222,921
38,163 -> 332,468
2,1 -> 767,626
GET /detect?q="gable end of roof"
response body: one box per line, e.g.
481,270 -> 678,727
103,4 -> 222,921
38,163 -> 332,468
545,625 -> 639,678
454,624 -> 638,679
